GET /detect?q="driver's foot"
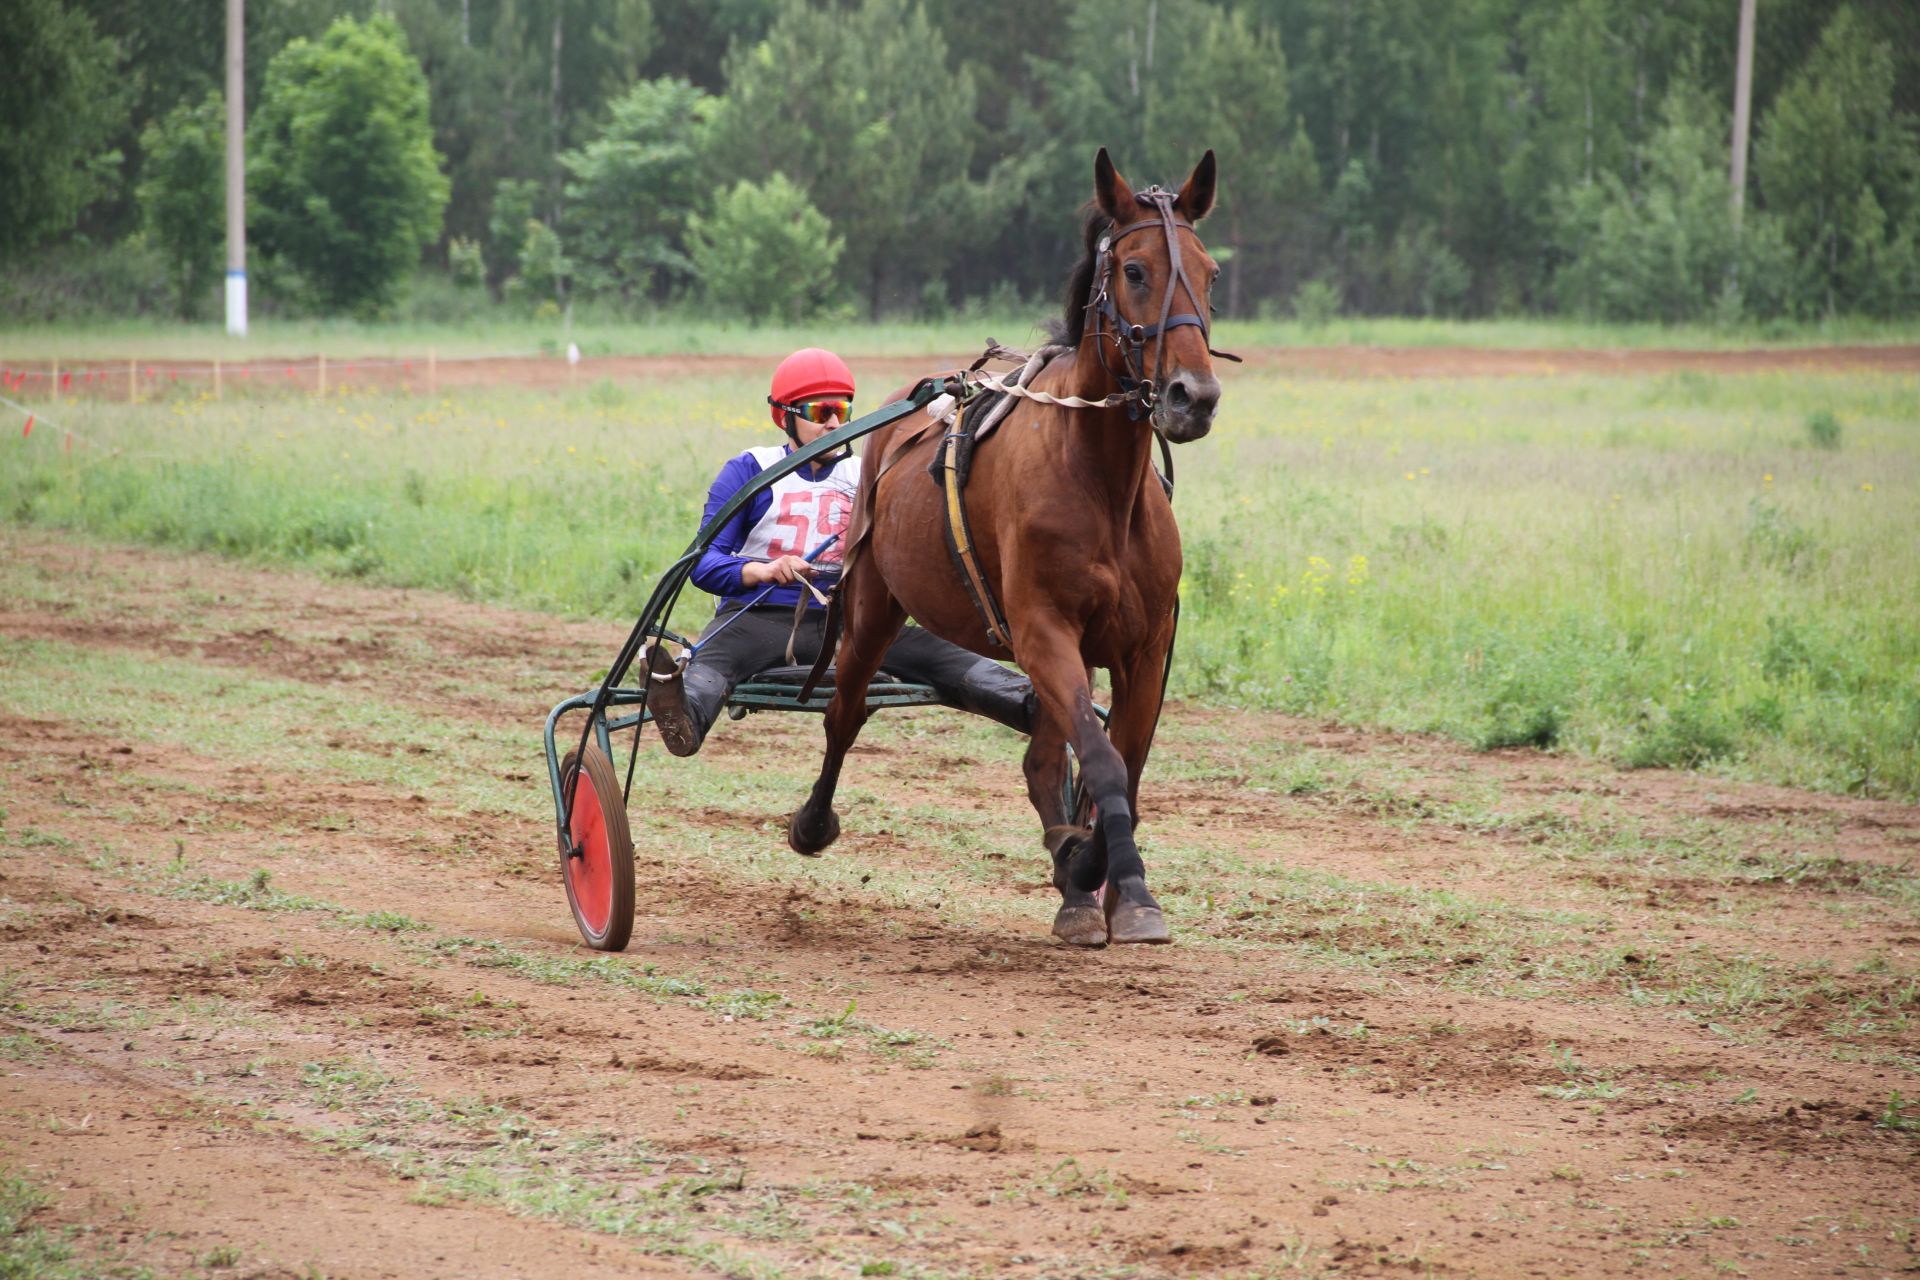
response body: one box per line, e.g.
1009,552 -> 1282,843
646,646 -> 701,758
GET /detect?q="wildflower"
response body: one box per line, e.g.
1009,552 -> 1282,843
1763,473 -> 1773,485
1861,483 -> 1873,492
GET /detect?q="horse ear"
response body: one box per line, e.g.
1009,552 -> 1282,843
1094,148 -> 1137,221
1176,150 -> 1217,222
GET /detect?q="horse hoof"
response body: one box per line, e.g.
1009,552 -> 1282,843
1104,880 -> 1172,944
1051,905 -> 1108,947
787,806 -> 839,857
1107,904 -> 1171,944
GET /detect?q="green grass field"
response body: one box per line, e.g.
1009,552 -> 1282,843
4,310 -> 1920,361
4,349 -> 1916,798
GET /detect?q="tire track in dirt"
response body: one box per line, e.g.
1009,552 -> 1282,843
4,1064 -> 695,1280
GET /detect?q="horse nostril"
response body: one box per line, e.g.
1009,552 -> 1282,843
1185,375 -> 1221,420
1166,380 -> 1192,411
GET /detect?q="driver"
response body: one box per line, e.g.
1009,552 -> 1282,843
645,347 -> 1035,757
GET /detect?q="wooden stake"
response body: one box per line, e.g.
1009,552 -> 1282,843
318,354 -> 327,397
128,359 -> 137,404
214,359 -> 222,400
50,358 -> 58,399
428,347 -> 437,395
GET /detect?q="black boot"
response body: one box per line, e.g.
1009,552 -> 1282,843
959,659 -> 1038,735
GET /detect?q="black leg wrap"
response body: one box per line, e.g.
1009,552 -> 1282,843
1096,800 -> 1142,884
1068,842 -> 1106,894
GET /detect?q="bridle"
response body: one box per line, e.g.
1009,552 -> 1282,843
1084,186 -> 1234,422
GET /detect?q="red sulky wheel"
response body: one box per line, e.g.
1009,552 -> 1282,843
558,745 -> 635,951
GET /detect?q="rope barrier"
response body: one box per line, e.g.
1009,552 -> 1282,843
0,351 -> 543,384
0,393 -> 174,462
0,348 -> 540,462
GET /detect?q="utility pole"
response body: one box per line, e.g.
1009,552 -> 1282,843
1730,0 -> 1756,234
225,0 -> 248,337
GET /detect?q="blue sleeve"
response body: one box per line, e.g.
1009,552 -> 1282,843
690,452 -> 767,599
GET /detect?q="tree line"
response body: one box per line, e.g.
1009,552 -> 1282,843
7,0 -> 1918,324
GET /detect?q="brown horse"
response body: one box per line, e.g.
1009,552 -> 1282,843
790,149 -> 1223,946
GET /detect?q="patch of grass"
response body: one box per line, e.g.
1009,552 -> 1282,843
1537,1042 -> 1624,1101
702,988 -> 789,1021
0,1033 -> 48,1061
1619,692 -> 1739,770
1878,1091 -> 1920,1133
994,1158 -> 1129,1208
8,827 -> 75,851
301,1059 -> 393,1111
423,936 -> 708,1001
1805,408 -> 1842,450
283,1057 -> 894,1275
160,866 -> 331,914
36,999 -> 158,1033
0,1169 -> 164,1280
348,909 -> 429,933
1158,837 -> 1912,1032
796,1000 -> 936,1064
0,635 -> 544,822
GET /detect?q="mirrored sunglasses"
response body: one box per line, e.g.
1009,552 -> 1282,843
784,397 -> 853,425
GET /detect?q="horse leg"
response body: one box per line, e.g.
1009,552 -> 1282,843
788,569 -> 906,856
1095,641 -> 1174,944
1014,624 -> 1143,946
1020,711 -> 1104,946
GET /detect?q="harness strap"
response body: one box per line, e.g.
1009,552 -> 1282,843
934,422 -> 1014,650
785,590 -> 810,666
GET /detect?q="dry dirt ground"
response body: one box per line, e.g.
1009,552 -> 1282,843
1,528 -> 1916,1280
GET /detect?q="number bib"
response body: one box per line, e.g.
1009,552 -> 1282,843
737,446 -> 859,566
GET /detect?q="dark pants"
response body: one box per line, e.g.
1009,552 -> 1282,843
676,605 -> 1034,747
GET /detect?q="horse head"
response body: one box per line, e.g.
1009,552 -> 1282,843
1088,148 -> 1222,443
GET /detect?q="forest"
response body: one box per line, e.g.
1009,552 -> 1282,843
6,0 -> 1918,324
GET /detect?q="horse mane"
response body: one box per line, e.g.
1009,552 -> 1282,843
1043,205 -> 1114,349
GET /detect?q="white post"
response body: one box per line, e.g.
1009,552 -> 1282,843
225,0 -> 249,337
1730,0 -> 1756,232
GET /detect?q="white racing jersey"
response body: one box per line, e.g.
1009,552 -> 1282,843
736,445 -> 859,568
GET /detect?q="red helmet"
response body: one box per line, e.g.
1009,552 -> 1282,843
769,348 -> 855,427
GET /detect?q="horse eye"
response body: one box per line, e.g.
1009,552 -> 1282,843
1123,262 -> 1146,285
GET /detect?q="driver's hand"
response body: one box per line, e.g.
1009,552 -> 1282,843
743,555 -> 816,587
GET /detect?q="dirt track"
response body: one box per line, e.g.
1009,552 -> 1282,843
10,342 -> 1920,401
2,529 -> 1917,1278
